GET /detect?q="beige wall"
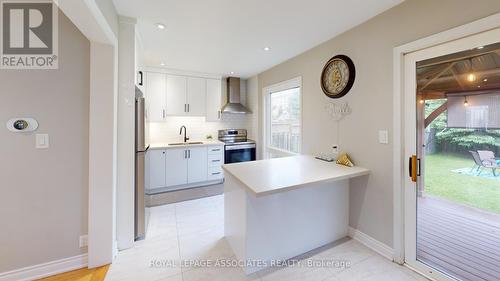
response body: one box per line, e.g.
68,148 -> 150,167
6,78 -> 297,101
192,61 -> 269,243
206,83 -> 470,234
0,12 -> 90,272
256,0 -> 500,247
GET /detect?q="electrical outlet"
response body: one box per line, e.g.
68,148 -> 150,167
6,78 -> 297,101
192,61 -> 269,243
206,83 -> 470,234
332,145 -> 339,154
79,235 -> 88,248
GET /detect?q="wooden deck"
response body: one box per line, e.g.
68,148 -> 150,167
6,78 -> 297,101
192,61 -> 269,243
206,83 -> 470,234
417,196 -> 500,281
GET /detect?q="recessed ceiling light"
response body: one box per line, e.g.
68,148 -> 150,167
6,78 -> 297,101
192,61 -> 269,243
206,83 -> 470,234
483,78 -> 488,82
156,23 -> 166,30
230,71 -> 234,75
477,46 -> 484,49
160,62 -> 165,66
477,85 -> 481,88
263,47 -> 270,51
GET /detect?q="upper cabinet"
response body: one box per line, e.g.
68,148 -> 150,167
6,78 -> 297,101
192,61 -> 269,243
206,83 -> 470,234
166,75 -> 188,116
142,70 -> 223,120
166,75 -> 208,116
146,72 -> 167,122
187,77 -> 207,116
206,79 -> 222,122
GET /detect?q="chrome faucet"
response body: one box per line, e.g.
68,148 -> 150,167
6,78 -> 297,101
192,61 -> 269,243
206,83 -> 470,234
179,125 -> 189,143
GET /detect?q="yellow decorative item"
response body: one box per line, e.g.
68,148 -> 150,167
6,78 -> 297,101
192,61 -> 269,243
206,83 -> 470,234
336,153 -> 354,167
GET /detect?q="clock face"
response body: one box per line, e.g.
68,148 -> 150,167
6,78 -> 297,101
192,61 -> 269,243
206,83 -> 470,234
321,55 -> 355,98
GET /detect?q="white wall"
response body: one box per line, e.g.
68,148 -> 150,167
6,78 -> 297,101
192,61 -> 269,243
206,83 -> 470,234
255,0 -> 500,247
116,17 -> 137,250
0,12 -> 90,272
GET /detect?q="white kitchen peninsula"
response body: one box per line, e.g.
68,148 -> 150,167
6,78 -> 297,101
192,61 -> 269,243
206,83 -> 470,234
222,155 -> 370,274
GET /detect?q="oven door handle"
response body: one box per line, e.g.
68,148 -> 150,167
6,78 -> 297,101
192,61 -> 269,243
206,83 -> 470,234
225,144 -> 256,150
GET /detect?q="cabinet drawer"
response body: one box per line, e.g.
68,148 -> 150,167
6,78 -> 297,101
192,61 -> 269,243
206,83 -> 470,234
208,146 -> 223,154
208,153 -> 223,167
207,166 -> 223,180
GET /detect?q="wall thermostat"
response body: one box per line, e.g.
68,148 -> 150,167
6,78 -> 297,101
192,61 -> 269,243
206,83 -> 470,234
6,118 -> 38,132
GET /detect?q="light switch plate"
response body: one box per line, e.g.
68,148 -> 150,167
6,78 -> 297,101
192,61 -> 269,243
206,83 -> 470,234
79,235 -> 88,248
378,130 -> 389,144
36,134 -> 49,149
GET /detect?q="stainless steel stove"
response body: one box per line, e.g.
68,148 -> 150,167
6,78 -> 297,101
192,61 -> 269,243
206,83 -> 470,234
218,129 -> 256,164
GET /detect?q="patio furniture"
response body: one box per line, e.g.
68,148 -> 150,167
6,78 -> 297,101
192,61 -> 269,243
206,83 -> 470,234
475,150 -> 500,176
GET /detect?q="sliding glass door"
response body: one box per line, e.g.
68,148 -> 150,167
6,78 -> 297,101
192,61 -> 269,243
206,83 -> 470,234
404,28 -> 500,281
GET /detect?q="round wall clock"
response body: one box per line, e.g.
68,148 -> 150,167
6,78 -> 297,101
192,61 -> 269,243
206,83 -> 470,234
320,55 -> 355,99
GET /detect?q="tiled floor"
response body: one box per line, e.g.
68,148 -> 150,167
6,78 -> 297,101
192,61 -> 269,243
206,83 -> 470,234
105,195 -> 427,281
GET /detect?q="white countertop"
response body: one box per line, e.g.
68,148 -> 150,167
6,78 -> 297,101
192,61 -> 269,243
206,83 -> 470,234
149,140 -> 224,150
222,155 -> 370,197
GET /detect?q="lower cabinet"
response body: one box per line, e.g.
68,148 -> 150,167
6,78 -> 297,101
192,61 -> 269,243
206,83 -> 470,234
187,147 -> 208,184
149,149 -> 167,189
165,148 -> 188,187
148,145 -> 222,192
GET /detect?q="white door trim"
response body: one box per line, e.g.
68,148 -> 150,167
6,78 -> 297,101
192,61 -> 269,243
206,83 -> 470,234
392,12 -> 500,266
57,0 -> 119,269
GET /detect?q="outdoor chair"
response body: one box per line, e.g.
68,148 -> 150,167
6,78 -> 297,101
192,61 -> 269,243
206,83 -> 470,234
474,150 -> 500,176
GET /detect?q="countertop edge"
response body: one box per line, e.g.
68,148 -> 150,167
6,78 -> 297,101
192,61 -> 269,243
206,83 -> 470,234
222,162 -> 370,197
149,141 -> 225,150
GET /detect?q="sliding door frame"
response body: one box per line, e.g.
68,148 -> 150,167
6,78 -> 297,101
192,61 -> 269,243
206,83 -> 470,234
392,12 -> 500,279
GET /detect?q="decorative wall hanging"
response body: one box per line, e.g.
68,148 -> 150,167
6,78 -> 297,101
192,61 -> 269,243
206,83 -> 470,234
324,102 -> 351,121
321,55 -> 356,98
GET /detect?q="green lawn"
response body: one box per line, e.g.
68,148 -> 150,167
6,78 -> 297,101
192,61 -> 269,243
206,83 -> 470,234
425,153 -> 500,213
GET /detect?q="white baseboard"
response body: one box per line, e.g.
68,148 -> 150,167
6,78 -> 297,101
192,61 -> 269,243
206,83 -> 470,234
0,254 -> 88,281
348,227 -> 394,261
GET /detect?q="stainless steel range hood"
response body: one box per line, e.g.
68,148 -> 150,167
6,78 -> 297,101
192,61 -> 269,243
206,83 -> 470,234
221,77 -> 252,114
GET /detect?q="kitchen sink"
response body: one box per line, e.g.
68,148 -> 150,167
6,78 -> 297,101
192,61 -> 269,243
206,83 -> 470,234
168,141 -> 204,146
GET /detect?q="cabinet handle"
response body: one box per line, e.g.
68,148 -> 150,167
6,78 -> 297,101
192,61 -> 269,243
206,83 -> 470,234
212,148 -> 220,152
162,109 -> 165,119
218,110 -> 221,119
212,172 -> 221,175
187,104 -> 190,112
138,71 -> 143,86
184,104 -> 187,112
212,159 -> 220,162
188,150 -> 191,158
184,150 -> 187,159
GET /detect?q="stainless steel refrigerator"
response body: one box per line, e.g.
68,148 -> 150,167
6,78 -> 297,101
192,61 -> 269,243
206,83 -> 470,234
135,87 -> 148,240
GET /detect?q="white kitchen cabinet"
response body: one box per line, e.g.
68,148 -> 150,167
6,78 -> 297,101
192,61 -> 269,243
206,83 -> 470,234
187,77 -> 207,116
166,74 -> 188,116
187,147 -> 208,183
165,148 -> 188,187
146,72 -> 167,122
148,145 -> 224,192
149,149 -> 166,189
206,79 -> 222,122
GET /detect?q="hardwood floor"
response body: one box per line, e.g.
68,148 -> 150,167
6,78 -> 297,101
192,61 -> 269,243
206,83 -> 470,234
417,196 -> 500,281
36,265 -> 110,281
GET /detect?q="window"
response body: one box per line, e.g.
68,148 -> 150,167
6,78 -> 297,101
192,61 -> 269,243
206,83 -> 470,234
263,77 -> 301,158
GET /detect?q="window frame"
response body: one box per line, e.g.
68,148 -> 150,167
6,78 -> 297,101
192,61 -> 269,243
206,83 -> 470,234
262,76 -> 303,159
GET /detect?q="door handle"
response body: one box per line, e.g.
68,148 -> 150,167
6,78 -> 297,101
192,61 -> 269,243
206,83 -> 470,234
409,155 -> 417,182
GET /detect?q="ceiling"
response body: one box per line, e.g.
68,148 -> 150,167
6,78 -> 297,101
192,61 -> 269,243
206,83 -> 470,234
112,0 -> 403,78
417,42 -> 500,96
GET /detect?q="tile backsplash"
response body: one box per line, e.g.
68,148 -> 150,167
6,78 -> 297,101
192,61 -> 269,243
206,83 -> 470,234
148,113 -> 255,144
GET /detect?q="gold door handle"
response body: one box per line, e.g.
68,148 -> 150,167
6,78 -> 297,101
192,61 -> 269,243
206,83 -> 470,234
409,155 -> 417,182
